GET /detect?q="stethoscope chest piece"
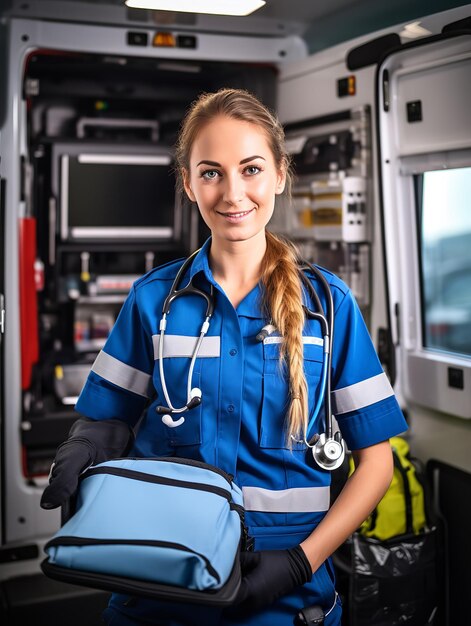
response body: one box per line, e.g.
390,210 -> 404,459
311,433 -> 346,471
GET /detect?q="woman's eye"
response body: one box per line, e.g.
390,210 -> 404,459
245,165 -> 261,176
201,170 -> 219,180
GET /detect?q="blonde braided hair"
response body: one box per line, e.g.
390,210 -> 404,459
260,231 -> 308,444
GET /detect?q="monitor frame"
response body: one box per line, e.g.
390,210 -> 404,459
51,142 -> 180,242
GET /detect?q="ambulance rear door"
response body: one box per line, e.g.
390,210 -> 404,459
377,27 -> 471,460
376,26 -> 471,626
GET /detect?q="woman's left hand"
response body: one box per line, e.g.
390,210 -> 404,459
234,546 -> 312,612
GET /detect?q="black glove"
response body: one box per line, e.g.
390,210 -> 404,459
40,417 -> 134,510
234,546 -> 312,612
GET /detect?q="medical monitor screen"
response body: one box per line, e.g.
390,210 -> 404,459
416,166 -> 471,357
60,152 -> 176,240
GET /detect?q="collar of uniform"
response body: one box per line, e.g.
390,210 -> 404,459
189,238 -> 265,319
236,283 -> 265,319
188,237 -> 217,286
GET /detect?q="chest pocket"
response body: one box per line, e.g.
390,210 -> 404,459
260,337 -> 324,449
152,334 -> 220,447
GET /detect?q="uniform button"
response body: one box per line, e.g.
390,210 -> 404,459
229,348 -> 238,356
227,404 -> 235,413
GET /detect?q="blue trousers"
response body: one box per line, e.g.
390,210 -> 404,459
103,589 -> 341,626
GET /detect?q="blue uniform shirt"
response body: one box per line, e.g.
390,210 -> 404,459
76,238 -> 408,538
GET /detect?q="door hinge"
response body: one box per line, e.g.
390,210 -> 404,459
382,68 -> 390,112
0,293 -> 4,334
394,301 -> 401,347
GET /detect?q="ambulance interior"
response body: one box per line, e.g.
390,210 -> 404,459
0,1 -> 470,624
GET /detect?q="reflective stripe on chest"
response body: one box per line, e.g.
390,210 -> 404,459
242,485 -> 330,513
152,334 -> 221,359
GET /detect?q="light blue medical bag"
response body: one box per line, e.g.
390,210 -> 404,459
41,457 -> 247,606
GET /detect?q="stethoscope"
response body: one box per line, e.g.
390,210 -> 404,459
155,250 -> 212,429
155,250 -> 345,471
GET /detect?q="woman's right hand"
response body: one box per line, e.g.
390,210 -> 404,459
40,438 -> 95,509
40,416 -> 134,510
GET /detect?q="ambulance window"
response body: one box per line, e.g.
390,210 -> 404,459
416,167 -> 471,357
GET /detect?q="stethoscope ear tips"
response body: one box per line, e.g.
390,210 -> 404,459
157,389 -> 202,428
190,387 -> 202,400
186,388 -> 202,410
161,414 -> 185,428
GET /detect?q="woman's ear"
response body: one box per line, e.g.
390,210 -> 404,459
182,169 -> 196,203
275,165 -> 287,196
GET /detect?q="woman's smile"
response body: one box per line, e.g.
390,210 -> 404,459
215,207 -> 256,221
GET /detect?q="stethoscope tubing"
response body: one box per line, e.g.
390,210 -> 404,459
158,249 -> 214,412
299,260 -> 335,440
157,250 -> 335,447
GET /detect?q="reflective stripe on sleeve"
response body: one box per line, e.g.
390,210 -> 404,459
152,334 -> 221,359
91,350 -> 153,398
242,486 -> 330,513
331,372 -> 394,415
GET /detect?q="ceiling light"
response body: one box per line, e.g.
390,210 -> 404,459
399,22 -> 432,39
125,1 -> 266,17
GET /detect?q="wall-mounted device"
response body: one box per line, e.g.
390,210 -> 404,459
290,130 -> 355,175
290,175 -> 367,243
281,105 -> 372,319
341,176 -> 367,242
51,143 -> 179,241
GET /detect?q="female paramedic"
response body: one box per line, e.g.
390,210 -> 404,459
41,88 -> 408,626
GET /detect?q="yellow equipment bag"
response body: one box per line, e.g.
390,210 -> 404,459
353,437 -> 428,540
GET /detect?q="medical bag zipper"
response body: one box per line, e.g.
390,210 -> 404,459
231,504 -> 255,552
111,456 -> 235,485
81,465 -> 233,502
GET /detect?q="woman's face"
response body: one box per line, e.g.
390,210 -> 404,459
183,115 -> 286,246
